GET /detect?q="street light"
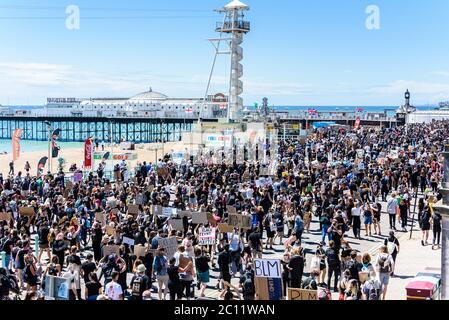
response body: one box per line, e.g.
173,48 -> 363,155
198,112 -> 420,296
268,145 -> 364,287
44,120 -> 52,173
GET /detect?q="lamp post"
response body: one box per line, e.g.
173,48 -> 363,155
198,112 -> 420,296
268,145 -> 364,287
44,121 -> 52,173
433,140 -> 449,300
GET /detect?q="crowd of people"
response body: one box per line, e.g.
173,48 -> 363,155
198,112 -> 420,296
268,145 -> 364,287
0,120 -> 447,301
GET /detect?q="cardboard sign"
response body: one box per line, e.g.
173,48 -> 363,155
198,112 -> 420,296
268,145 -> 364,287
218,223 -> 234,233
199,227 -> 216,246
103,245 -> 120,257
157,237 -> 178,259
169,219 -> 184,231
178,211 -> 192,218
122,236 -> 135,246
157,167 -> 169,178
0,211 -> 12,221
191,212 -> 208,225
241,215 -> 252,230
134,244 -> 147,258
228,214 -> 241,228
19,207 -> 35,216
128,204 -> 139,215
105,225 -> 115,236
228,206 -> 237,215
255,277 -> 283,301
179,255 -> 192,269
254,259 -> 282,278
95,212 -> 106,226
287,288 -> 318,301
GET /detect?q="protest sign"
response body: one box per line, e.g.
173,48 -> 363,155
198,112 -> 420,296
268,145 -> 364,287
241,215 -> 252,230
191,212 -> 208,224
65,181 -> 73,190
105,225 -> 115,236
134,244 -> 147,258
44,275 -> 71,300
0,212 -> 12,221
123,236 -> 135,246
128,204 -> 139,215
287,288 -> 318,300
157,167 -> 169,178
19,207 -> 35,216
157,237 -> 178,259
228,214 -> 241,228
218,223 -> 234,233
228,206 -> 237,214
103,245 -> 120,257
95,212 -> 106,226
178,211 -> 192,218
179,255 -> 192,269
135,194 -> 145,205
254,259 -> 282,278
162,207 -> 177,218
169,219 -> 184,231
73,172 -> 83,183
150,205 -> 163,216
199,227 -> 216,245
255,277 -> 283,301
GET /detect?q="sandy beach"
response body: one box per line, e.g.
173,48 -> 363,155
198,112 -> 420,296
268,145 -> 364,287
0,140 -> 197,177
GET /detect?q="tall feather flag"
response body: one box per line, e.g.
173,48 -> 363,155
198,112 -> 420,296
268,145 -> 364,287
12,128 -> 23,161
37,156 -> 48,175
52,128 -> 61,158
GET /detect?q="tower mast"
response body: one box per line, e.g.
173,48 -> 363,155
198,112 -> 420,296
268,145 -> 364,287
215,0 -> 250,122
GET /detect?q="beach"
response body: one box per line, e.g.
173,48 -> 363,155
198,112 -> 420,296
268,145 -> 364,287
1,140 -> 196,177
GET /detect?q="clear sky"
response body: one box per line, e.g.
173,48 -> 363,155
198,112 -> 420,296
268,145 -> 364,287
0,0 -> 448,106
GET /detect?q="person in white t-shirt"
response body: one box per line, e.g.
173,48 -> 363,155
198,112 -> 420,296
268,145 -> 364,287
104,271 -> 123,300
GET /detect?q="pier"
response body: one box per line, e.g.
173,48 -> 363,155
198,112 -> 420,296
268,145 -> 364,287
0,115 -> 211,143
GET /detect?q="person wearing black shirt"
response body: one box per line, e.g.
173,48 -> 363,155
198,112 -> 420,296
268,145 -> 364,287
248,227 -> 263,260
129,264 -> 151,300
325,240 -> 341,292
432,212 -> 442,249
81,253 -> 97,284
217,244 -> 232,288
85,272 -> 102,301
167,257 -> 182,300
194,247 -> 210,298
91,222 -> 103,262
37,222 -> 50,265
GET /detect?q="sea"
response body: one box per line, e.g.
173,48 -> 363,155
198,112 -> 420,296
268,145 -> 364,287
0,104 -> 439,153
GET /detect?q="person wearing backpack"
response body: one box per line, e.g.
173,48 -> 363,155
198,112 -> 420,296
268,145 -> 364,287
345,251 -> 362,285
129,264 -> 151,301
239,265 -> 255,300
375,245 -> 394,300
361,275 -> 382,300
302,270 -> 319,290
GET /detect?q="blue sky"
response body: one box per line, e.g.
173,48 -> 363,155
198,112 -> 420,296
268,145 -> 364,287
0,0 -> 448,106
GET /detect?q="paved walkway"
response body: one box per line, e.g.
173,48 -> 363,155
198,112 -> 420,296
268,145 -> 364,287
385,234 -> 441,300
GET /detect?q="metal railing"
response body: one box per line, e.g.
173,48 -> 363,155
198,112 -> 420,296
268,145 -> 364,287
216,21 -> 250,32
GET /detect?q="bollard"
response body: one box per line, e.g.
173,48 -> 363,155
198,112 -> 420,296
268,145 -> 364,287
0,251 -> 5,268
33,234 -> 39,258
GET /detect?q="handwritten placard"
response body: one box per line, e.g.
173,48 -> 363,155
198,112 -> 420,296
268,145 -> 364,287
169,219 -> 184,231
191,212 -> 208,225
19,207 -> 35,216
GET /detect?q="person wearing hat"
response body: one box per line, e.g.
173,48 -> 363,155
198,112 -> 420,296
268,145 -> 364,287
129,263 -> 151,301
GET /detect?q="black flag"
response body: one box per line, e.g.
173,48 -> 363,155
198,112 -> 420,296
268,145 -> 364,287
37,156 -> 48,174
52,129 -> 61,158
